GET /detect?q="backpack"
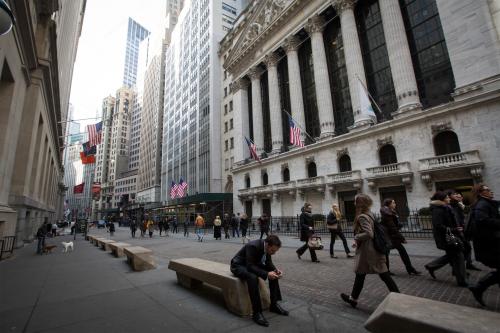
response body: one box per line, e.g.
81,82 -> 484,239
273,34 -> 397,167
359,214 -> 392,254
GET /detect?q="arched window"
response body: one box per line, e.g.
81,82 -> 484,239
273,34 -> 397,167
434,131 -> 460,156
262,173 -> 268,185
379,144 -> 398,165
307,162 -> 317,178
338,154 -> 352,172
245,176 -> 251,189
282,168 -> 290,182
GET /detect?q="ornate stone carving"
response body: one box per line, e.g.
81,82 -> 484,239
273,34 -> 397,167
231,77 -> 250,92
263,52 -> 281,68
304,15 -> 326,34
431,122 -> 453,135
247,66 -> 264,80
336,148 -> 348,158
377,136 -> 393,148
333,0 -> 357,13
282,35 -> 301,53
305,156 -> 315,164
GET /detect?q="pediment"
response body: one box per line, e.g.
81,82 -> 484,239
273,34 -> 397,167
224,0 -> 299,75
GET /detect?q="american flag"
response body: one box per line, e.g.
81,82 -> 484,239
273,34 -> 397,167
245,136 -> 261,163
288,114 -> 304,147
177,178 -> 188,197
170,181 -> 178,199
87,121 -> 103,146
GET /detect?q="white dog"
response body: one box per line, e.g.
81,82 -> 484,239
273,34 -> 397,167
61,241 -> 74,253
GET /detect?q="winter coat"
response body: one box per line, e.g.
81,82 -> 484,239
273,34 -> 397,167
471,197 -> 500,269
326,211 -> 342,232
353,212 -> 388,274
258,216 -> 270,232
430,200 -> 460,250
449,201 -> 465,227
380,206 -> 405,247
299,211 -> 314,242
239,217 -> 249,230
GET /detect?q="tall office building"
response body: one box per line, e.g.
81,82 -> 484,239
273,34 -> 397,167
161,0 -> 246,203
122,18 -> 150,88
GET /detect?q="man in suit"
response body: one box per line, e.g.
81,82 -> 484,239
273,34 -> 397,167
230,235 -> 288,327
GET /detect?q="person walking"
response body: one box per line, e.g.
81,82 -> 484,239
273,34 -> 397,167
130,220 -> 137,238
195,214 -> 205,242
140,218 -> 146,237
36,223 -> 47,255
164,217 -> 170,236
240,213 -> 250,243
230,235 -> 288,327
380,198 -> 421,275
51,222 -> 57,237
158,218 -> 164,236
172,216 -> 178,234
223,213 -> 231,239
183,216 -> 190,237
424,191 -> 467,287
147,219 -> 155,238
296,203 -> 320,263
108,221 -> 115,237
213,215 -> 222,240
258,214 -> 270,240
340,194 -> 400,308
468,184 -> 500,306
327,204 -> 354,259
231,213 -> 240,238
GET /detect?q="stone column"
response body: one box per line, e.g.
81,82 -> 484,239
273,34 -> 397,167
283,36 -> 307,144
379,0 -> 421,115
305,15 -> 336,138
248,66 -> 265,154
232,77 -> 250,162
263,53 -> 284,154
334,0 -> 373,127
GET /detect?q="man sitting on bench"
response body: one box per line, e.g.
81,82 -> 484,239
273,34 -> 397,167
230,235 -> 288,327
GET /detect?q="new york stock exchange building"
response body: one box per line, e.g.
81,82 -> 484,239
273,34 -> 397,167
220,0 -> 500,221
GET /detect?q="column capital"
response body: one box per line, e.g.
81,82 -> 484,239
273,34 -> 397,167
332,0 -> 357,13
282,35 -> 301,53
304,15 -> 325,34
247,66 -> 264,80
231,77 -> 250,92
263,52 -> 281,68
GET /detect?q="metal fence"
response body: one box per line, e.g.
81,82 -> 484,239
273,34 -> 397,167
0,236 -> 16,260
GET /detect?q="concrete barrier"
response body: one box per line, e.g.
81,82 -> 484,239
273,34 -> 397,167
123,246 -> 156,271
108,242 -> 131,257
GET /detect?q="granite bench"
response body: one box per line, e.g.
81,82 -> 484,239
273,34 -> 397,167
365,292 -> 500,333
123,246 -> 156,271
108,242 -> 131,257
168,258 -> 270,316
98,239 -> 116,251
92,237 -> 106,247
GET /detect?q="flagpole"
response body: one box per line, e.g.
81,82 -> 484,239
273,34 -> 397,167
355,74 -> 384,118
282,109 -> 315,143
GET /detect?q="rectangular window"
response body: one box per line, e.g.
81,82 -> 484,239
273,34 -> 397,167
229,100 -> 233,111
229,119 -> 233,129
224,87 -> 227,97
224,122 -> 228,133
224,104 -> 228,115
225,140 -> 228,151
230,137 -> 234,149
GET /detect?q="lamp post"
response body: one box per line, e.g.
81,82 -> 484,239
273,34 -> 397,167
0,0 -> 14,36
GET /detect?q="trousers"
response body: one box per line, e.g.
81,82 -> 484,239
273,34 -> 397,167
351,272 -> 400,299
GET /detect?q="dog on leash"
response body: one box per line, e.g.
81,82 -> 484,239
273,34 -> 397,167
43,244 -> 57,254
61,241 -> 74,253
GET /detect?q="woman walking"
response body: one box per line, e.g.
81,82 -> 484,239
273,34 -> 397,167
213,215 -> 222,240
469,184 -> 500,306
240,213 -> 250,243
147,219 -> 155,238
327,204 -> 354,259
296,203 -> 320,263
223,213 -> 231,239
380,198 -> 421,275
130,220 -> 137,238
340,194 -> 399,308
258,214 -> 270,240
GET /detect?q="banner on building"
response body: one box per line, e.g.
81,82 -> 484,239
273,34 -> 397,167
92,182 -> 101,199
73,183 -> 84,194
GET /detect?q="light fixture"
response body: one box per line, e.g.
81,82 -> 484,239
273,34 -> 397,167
0,0 -> 14,36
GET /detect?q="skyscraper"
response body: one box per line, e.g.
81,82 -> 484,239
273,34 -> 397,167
122,18 -> 150,88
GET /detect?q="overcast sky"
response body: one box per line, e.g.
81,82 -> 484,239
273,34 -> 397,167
69,0 -> 165,129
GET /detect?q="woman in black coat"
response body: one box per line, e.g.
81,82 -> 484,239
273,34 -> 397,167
296,203 -> 319,263
258,214 -> 270,239
380,198 -> 420,275
327,204 -> 353,258
424,191 -> 467,286
469,184 -> 500,306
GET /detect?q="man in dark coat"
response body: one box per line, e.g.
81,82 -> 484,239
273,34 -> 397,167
230,235 -> 288,327
258,214 -> 269,239
296,203 -> 319,262
469,184 -> 500,306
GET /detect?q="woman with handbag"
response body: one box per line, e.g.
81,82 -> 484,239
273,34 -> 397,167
213,216 -> 222,240
296,203 -> 320,263
380,199 -> 421,275
424,191 -> 467,287
327,204 -> 354,259
340,194 -> 399,308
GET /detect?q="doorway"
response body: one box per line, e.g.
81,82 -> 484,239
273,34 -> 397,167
379,186 -> 409,219
262,199 -> 271,217
245,201 -> 253,218
338,190 -> 357,222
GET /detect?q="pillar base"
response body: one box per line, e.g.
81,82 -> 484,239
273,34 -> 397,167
318,132 -> 335,141
348,119 -> 373,132
392,102 -> 422,119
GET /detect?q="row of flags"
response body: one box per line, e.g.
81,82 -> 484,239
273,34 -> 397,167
170,178 -> 188,199
72,182 -> 101,195
77,121 -> 103,165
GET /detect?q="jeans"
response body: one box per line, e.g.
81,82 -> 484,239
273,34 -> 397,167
195,227 -> 204,240
329,230 -> 350,256
351,272 -> 400,299
232,227 -> 240,237
241,228 -> 247,238
36,237 -> 45,254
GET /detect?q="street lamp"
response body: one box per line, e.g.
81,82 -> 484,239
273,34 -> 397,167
0,0 -> 14,36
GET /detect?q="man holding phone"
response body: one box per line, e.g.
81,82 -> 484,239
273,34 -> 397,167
230,235 -> 288,327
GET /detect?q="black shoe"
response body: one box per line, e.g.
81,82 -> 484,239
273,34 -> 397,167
425,265 -> 436,280
252,312 -> 269,327
466,264 -> 482,271
296,251 -> 302,260
270,303 -> 289,316
408,269 -> 422,276
457,281 -> 469,288
469,286 -> 486,306
340,293 -> 357,308
388,271 -> 396,276
312,260 -> 320,263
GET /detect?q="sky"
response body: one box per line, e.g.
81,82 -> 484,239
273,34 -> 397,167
69,0 -> 165,129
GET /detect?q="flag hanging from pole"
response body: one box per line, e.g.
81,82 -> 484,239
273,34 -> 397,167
73,183 -> 84,194
287,114 -> 304,148
358,79 -> 377,124
82,141 -> 97,156
244,136 -> 261,163
87,121 -> 103,146
170,181 -> 178,199
177,178 -> 188,197
80,152 -> 96,164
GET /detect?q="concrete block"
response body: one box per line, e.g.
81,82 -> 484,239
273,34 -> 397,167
108,242 -> 131,257
123,246 -> 156,271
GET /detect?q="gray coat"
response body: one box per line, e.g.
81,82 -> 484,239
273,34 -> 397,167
354,213 -> 388,274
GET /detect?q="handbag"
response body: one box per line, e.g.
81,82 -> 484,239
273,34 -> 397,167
308,235 -> 324,250
327,223 -> 338,230
445,227 -> 463,250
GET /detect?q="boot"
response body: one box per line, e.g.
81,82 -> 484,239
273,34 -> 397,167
469,271 -> 499,306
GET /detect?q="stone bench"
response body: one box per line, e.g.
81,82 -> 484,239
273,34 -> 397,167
87,235 -> 96,243
168,258 -> 270,317
98,239 -> 116,251
93,237 -> 106,247
123,246 -> 156,271
365,292 -> 500,333
108,242 -> 131,257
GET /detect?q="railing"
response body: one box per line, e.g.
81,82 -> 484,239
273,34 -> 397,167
273,180 -> 296,192
0,236 -> 16,260
238,188 -> 253,196
253,185 -> 273,195
326,170 -> 362,184
419,150 -> 482,170
296,176 -> 325,188
366,162 -> 411,177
